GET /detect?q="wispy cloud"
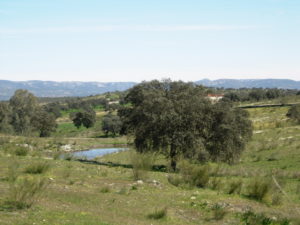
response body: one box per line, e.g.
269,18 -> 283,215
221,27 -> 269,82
0,24 -> 255,35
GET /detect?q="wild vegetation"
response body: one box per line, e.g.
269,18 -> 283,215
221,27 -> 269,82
0,81 -> 300,224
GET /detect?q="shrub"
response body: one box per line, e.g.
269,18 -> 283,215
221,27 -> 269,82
209,177 -> 223,190
167,174 -> 183,187
1,176 -> 48,210
227,179 -> 243,195
24,161 -> 50,174
147,207 -> 167,220
211,203 -> 228,220
14,147 -> 28,156
241,210 -> 291,225
131,151 -> 156,181
271,193 -> 283,206
178,160 -> 210,188
100,186 -> 110,193
246,178 -> 271,201
286,104 -> 300,124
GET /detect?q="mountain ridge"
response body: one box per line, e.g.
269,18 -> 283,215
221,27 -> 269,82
195,78 -> 300,89
1,79 -> 300,100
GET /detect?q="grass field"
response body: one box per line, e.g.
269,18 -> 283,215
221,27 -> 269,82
1,104 -> 300,225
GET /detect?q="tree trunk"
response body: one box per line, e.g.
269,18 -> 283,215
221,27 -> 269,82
170,144 -> 177,171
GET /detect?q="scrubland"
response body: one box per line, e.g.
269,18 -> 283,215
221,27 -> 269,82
0,104 -> 300,225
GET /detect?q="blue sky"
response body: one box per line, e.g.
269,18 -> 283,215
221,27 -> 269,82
0,0 -> 300,82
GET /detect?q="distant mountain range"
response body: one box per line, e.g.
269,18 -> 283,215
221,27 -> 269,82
0,80 -> 136,100
195,79 -> 300,89
0,79 -> 299,100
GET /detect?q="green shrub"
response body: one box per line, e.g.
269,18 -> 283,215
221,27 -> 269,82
14,147 -> 28,156
1,176 -> 48,211
227,179 -> 243,195
147,207 -> 167,220
209,177 -> 223,190
246,178 -> 271,201
241,210 -> 290,225
179,160 -> 210,188
24,161 -> 50,174
100,186 -> 110,193
131,151 -> 156,181
167,174 -> 183,187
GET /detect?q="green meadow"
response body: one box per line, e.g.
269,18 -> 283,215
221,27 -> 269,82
0,104 -> 300,225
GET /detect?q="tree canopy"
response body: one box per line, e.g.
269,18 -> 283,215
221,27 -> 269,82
102,113 -> 122,136
0,89 -> 57,137
286,104 -> 300,124
119,80 -> 252,170
71,109 -> 96,129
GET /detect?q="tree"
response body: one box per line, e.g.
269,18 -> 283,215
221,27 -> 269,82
43,103 -> 62,118
32,110 -> 57,137
71,109 -> 96,129
102,113 -> 122,136
205,102 -> 252,164
119,80 -> 252,170
0,102 -> 13,133
286,104 -> 300,124
9,89 -> 39,134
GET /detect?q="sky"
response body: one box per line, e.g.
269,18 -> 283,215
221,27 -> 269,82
0,0 -> 300,82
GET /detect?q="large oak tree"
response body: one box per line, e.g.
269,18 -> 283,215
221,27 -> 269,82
119,80 -> 252,170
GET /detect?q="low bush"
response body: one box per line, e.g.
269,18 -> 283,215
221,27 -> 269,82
147,207 -> 167,220
24,161 -> 50,174
14,146 -> 28,156
178,160 -> 210,188
130,151 -> 156,181
167,174 -> 183,187
246,177 -> 271,202
227,179 -> 243,195
209,177 -> 223,190
241,210 -> 290,225
1,176 -> 48,211
100,186 -> 110,193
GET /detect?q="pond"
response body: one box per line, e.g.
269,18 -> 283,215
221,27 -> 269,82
70,148 -> 127,160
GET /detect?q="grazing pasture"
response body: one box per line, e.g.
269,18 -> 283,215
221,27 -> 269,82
0,104 -> 300,225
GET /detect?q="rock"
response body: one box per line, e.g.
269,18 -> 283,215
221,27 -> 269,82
152,180 -> 160,185
137,180 -> 143,184
61,144 -> 72,151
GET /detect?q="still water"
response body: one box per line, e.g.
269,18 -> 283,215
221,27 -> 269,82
71,148 -> 126,160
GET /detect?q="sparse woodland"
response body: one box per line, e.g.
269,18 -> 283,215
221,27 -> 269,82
1,81 -> 300,224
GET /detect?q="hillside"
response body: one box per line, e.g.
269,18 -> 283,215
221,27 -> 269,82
196,79 -> 300,89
